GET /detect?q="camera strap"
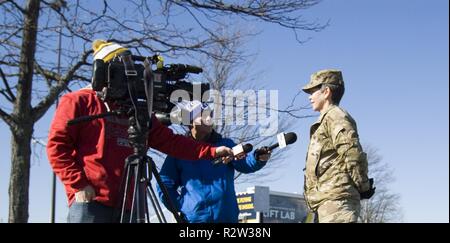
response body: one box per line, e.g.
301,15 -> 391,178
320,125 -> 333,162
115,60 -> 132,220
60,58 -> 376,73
143,58 -> 154,121
121,54 -> 142,130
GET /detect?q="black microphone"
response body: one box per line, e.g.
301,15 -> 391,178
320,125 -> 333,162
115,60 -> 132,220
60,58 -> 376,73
255,132 -> 298,159
268,132 -> 297,151
212,143 -> 253,165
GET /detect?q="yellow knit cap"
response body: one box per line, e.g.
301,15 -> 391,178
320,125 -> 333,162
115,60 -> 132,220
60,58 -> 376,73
92,39 -> 129,62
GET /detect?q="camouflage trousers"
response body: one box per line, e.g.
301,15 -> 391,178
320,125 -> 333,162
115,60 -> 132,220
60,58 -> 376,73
316,199 -> 360,223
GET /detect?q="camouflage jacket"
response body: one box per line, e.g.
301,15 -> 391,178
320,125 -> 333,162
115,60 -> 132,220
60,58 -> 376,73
304,105 -> 370,211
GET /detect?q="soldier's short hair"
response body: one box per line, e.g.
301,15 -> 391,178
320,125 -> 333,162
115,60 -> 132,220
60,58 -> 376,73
321,83 -> 345,105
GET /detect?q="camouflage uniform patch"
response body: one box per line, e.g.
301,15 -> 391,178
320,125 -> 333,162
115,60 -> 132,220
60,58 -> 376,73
317,199 -> 360,223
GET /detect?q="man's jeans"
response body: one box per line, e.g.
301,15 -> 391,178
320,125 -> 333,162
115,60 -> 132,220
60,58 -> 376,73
68,201 -> 133,223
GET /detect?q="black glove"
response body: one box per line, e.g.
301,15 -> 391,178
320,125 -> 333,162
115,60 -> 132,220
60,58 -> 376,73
254,146 -> 270,161
360,178 -> 376,199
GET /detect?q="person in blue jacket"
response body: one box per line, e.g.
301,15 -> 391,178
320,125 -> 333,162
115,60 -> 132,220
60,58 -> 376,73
157,105 -> 271,223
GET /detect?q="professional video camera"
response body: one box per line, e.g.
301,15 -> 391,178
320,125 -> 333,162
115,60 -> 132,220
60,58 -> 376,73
91,52 -> 210,123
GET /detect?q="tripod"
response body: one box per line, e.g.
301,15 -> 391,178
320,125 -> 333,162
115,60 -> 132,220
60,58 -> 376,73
68,104 -> 185,223
117,106 -> 185,223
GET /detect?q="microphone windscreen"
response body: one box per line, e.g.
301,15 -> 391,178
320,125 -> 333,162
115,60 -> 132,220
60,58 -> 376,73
285,132 -> 297,145
242,143 -> 253,153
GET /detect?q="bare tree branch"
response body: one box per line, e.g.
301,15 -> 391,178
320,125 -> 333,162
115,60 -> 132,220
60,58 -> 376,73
0,106 -> 16,130
32,49 -> 92,122
171,0 -> 327,43
2,0 -> 26,14
358,145 -> 403,223
34,61 -> 60,87
0,66 -> 16,102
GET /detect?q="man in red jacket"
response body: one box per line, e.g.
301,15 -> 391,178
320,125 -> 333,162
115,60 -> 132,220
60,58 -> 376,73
46,41 -> 233,223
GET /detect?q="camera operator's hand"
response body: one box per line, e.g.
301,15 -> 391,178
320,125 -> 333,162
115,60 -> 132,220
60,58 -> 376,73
75,185 -> 96,203
360,178 -> 376,200
255,147 -> 271,162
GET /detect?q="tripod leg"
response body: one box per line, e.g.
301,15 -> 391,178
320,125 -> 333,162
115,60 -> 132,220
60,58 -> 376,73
119,161 -> 133,223
146,186 -> 164,223
144,190 -> 150,223
150,159 -> 186,223
136,157 -> 148,223
129,163 -> 140,223
149,185 -> 168,223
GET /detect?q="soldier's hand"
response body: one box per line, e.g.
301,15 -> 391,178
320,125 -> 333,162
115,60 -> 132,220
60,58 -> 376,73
360,178 -> 376,200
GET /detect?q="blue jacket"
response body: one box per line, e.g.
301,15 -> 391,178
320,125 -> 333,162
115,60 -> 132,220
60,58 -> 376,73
157,132 -> 267,223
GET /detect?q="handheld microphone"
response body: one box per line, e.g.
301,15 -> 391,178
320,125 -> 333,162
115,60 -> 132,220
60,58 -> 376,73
268,132 -> 297,151
212,143 -> 253,165
255,132 -> 297,159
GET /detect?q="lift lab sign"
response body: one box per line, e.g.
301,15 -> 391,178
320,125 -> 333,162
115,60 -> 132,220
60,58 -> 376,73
262,194 -> 306,223
237,191 -> 307,223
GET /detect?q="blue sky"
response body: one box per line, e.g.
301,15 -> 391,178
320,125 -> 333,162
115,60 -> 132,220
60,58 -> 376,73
1,0 -> 448,223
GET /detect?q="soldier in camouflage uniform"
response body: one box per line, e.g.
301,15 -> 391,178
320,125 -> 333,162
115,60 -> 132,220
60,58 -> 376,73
302,69 -> 375,223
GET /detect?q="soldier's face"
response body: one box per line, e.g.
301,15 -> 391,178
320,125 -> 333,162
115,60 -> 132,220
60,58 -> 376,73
309,87 -> 327,112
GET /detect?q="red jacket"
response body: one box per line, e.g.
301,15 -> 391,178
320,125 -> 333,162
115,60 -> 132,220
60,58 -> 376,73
46,89 -> 217,207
